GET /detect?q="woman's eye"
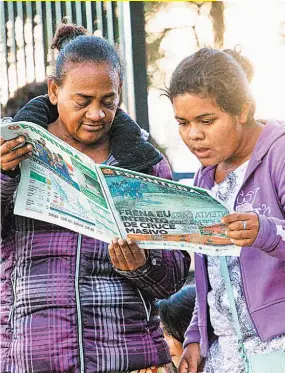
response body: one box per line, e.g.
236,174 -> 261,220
103,101 -> 116,108
75,101 -> 89,108
201,119 -> 214,125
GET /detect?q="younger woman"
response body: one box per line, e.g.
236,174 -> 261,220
166,48 -> 285,373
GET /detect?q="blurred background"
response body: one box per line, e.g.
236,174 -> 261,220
1,1 -> 285,184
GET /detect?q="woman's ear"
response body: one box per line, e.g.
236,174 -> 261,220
48,79 -> 60,105
239,101 -> 252,124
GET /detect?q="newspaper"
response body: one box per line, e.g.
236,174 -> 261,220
1,121 -> 241,256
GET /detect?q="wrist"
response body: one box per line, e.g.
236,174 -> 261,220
1,166 -> 20,178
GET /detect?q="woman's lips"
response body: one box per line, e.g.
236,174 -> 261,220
193,147 -> 211,158
82,124 -> 104,131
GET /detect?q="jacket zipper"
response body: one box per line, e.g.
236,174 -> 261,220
233,170 -> 260,338
75,234 -> 85,373
137,288 -> 151,333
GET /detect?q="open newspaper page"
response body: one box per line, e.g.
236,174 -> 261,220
99,165 -> 241,256
0,121 -> 120,242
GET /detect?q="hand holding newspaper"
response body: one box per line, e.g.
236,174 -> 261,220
1,121 -> 241,256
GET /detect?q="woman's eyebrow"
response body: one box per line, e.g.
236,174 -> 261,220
175,113 -> 215,120
74,92 -> 116,99
74,93 -> 93,99
195,113 -> 215,119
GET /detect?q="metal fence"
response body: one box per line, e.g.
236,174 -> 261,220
0,1 -> 147,125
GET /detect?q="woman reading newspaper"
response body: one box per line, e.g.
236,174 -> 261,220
165,48 -> 285,373
0,24 -> 190,373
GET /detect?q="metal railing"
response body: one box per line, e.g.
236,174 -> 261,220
0,1 -> 142,124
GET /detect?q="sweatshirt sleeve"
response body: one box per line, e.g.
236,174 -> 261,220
114,155 -> 190,298
252,216 -> 285,259
1,172 -> 19,228
115,249 -> 190,299
183,297 -> 201,348
251,161 -> 285,260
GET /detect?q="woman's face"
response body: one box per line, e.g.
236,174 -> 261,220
172,93 -> 247,167
48,61 -> 121,145
163,330 -> 183,367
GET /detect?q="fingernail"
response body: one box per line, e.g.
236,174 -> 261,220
127,239 -> 132,245
18,137 -> 25,143
27,144 -> 33,150
221,218 -> 225,224
118,238 -> 124,245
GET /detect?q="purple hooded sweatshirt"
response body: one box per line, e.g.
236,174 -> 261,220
184,120 -> 285,357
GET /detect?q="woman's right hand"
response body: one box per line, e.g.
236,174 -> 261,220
178,343 -> 203,373
0,136 -> 32,172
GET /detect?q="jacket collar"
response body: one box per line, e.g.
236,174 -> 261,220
110,108 -> 162,171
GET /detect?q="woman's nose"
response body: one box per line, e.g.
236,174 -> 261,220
188,126 -> 204,140
85,106 -> 105,121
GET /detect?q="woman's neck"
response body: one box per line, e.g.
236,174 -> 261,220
48,122 -> 111,164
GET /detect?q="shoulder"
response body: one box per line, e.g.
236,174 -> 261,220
150,155 -> 172,180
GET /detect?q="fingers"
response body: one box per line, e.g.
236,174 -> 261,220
108,238 -> 146,271
1,136 -> 25,152
226,220 -> 250,231
178,357 -> 197,373
222,212 -> 259,247
0,136 -> 33,171
178,343 -> 201,373
222,213 -> 251,225
178,358 -> 191,373
109,238 -> 129,270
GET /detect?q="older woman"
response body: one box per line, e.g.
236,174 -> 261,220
166,48 -> 285,373
0,24 -> 190,373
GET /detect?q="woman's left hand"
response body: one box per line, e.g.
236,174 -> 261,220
108,238 -> 146,271
222,212 -> 260,247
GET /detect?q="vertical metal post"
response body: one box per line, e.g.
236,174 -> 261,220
75,2 -> 82,26
117,2 -> 136,120
55,1 -> 62,27
106,2 -> 114,45
0,1 -> 9,104
65,1 -> 72,23
7,2 -> 18,93
35,2 -> 45,82
45,1 -> 54,73
85,1 -> 93,33
16,1 -> 26,87
129,2 -> 149,131
25,1 -> 35,83
95,2 -> 103,35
